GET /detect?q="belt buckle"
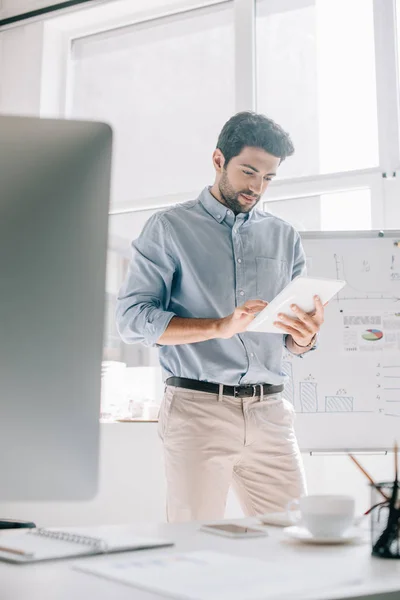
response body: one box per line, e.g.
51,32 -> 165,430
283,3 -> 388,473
233,386 -> 239,398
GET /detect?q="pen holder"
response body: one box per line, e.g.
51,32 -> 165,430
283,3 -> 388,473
370,482 -> 400,558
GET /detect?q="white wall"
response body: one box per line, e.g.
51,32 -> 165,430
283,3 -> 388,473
0,2 -> 399,528
0,21 -> 44,114
0,423 -> 395,527
0,425 -> 167,527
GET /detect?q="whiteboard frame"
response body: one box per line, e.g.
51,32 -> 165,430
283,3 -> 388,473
300,229 -> 400,240
295,229 -> 400,453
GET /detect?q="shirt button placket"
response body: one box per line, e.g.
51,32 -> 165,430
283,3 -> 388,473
234,224 -> 245,303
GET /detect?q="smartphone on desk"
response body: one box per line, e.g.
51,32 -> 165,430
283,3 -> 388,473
200,523 -> 268,538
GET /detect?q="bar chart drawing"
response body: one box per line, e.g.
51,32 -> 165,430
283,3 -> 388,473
299,382 -> 318,413
282,361 -> 294,406
325,396 -> 354,412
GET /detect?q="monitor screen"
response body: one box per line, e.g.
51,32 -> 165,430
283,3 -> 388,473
0,115 -> 112,500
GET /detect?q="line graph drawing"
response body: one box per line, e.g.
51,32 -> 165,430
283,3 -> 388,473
390,253 -> 400,281
299,382 -> 318,413
334,254 -> 400,302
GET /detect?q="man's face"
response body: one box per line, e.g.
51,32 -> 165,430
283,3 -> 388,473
215,146 -> 280,214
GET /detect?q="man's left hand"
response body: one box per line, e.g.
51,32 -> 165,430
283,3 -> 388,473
273,295 -> 325,348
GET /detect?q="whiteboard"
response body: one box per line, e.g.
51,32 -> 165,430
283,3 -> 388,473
287,230 -> 400,452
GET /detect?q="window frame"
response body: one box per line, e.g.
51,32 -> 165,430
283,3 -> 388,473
35,0 -> 400,227
265,168 -> 384,229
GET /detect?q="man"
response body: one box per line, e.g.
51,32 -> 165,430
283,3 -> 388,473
116,112 -> 324,522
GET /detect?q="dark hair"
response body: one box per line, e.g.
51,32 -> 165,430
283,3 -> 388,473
216,111 -> 294,166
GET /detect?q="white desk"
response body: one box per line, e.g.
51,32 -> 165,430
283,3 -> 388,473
1,518 -> 400,600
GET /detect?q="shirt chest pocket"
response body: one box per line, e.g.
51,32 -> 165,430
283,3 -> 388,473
256,257 -> 290,301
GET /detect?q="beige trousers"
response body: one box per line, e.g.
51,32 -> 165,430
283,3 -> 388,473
158,385 -> 306,523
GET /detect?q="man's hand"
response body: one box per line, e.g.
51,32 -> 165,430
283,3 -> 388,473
273,295 -> 325,348
157,300 -> 267,346
217,300 -> 268,339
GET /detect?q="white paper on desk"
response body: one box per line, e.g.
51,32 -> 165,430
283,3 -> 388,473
74,550 -> 361,600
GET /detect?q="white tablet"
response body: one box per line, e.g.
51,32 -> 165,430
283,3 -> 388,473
246,276 -> 346,334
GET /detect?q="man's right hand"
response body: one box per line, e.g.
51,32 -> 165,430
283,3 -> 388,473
217,300 -> 268,339
157,300 -> 268,346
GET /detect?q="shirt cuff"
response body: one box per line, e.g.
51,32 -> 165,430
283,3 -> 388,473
284,334 -> 318,358
144,309 -> 176,347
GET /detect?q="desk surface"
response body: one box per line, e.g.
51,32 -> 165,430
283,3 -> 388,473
1,518 -> 400,600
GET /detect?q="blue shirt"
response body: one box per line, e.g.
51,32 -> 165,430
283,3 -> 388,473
116,187 -> 307,385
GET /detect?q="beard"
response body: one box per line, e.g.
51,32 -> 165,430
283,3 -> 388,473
218,170 -> 260,214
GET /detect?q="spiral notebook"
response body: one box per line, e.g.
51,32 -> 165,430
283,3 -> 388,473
0,526 -> 174,563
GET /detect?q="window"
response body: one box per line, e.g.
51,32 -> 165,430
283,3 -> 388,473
256,0 -> 379,178
320,189 -> 371,231
69,3 -> 234,421
70,2 -> 234,208
101,208 -> 163,422
264,188 -> 371,231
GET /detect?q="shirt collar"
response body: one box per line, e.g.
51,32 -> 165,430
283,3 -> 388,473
199,187 -> 254,224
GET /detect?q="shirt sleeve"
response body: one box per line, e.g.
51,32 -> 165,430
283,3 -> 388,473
292,231 -> 307,279
116,213 -> 177,347
284,232 -> 318,357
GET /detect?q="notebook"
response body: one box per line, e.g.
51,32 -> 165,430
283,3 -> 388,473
0,525 -> 174,563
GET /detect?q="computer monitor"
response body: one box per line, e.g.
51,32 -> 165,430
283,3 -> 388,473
0,115 -> 112,501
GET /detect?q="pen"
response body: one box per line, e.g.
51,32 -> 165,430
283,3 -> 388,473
348,453 -> 390,502
0,545 -> 34,557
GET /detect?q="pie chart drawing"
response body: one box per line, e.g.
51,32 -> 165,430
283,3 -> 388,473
362,329 -> 384,341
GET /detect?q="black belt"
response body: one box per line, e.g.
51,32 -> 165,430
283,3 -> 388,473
166,377 -> 284,398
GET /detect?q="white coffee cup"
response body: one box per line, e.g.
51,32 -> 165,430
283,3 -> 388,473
287,494 -> 355,538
